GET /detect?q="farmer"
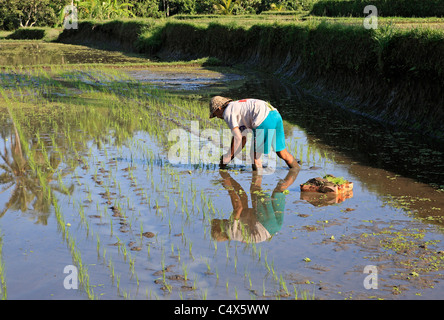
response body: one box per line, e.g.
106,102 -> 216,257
211,168 -> 299,243
209,96 -> 300,171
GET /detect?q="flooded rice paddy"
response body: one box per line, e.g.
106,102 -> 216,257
0,41 -> 151,66
0,42 -> 443,300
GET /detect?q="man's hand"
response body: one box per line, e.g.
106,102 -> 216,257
219,154 -> 231,168
219,127 -> 244,168
222,153 -> 232,164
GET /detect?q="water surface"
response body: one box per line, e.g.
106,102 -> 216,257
0,41 -> 150,66
0,43 -> 443,301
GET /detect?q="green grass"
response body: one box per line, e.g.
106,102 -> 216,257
324,175 -> 348,185
311,0 -> 444,18
3,15 -> 444,140
0,31 -> 12,39
5,27 -> 62,42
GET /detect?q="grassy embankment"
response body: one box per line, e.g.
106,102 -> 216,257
311,0 -> 444,18
51,12 -> 444,141
2,9 -> 444,140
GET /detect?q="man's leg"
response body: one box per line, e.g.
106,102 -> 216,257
251,129 -> 264,171
276,149 -> 300,169
252,152 -> 263,171
272,112 -> 300,169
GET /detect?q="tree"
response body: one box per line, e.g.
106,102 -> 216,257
169,0 -> 196,15
77,0 -> 135,20
161,0 -> 170,16
195,0 -> 214,14
235,0 -> 261,14
213,0 -> 239,15
270,1 -> 286,11
131,0 -> 162,18
17,0 -> 57,28
0,0 -> 71,30
0,0 -> 20,30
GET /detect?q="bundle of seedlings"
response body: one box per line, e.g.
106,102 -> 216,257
300,174 -> 353,194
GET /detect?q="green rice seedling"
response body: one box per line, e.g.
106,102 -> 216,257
168,217 -> 172,234
280,275 -> 289,296
146,288 -> 151,299
129,256 -> 136,276
264,252 -> 270,273
96,235 -> 101,257
192,276 -> 198,291
182,262 -> 188,281
202,289 -> 208,300
108,258 -> 115,282
225,243 -> 230,261
0,236 -> 7,300
116,275 -> 121,294
189,242 -> 194,260
262,280 -> 267,297
203,257 -> 211,274
293,285 -> 298,300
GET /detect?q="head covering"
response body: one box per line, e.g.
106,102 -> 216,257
209,96 -> 232,118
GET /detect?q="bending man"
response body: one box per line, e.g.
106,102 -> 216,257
209,96 -> 299,171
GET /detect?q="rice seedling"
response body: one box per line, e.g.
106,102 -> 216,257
188,242 -> 194,260
279,275 -> 290,296
182,262 -> 189,281
0,235 -> 7,300
0,60 -> 333,302
262,280 -> 266,297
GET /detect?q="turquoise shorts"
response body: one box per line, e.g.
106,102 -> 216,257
256,192 -> 285,235
253,110 -> 286,154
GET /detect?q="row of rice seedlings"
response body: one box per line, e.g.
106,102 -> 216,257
2,71 -> 134,299
82,115 -> 187,299
1,67 -> 147,298
41,125 -> 103,300
121,94 -> 292,300
0,233 -> 7,300
6,65 -> 310,300
49,169 -> 95,299
73,149 -> 142,299
113,71 -> 311,299
87,128 -> 162,298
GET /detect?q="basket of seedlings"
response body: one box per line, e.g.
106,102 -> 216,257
300,174 -> 353,194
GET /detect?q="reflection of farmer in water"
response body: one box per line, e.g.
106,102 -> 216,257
211,168 -> 299,243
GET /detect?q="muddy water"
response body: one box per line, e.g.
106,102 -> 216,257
0,45 -> 443,301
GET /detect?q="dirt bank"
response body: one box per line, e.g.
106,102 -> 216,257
57,19 -> 444,142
